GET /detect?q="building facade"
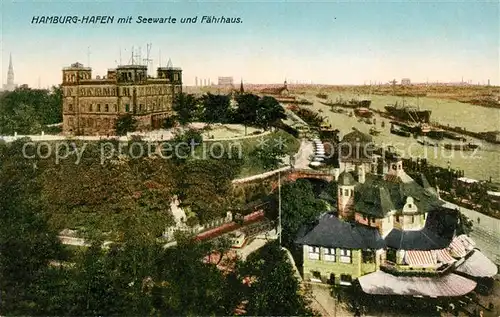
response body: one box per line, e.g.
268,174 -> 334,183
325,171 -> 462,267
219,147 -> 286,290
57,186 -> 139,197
218,76 -> 234,87
62,62 -> 182,136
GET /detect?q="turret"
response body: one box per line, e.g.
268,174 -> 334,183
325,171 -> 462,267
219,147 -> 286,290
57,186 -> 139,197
156,58 -> 182,84
62,62 -> 92,85
400,196 -> 426,231
385,152 -> 404,179
337,171 -> 356,219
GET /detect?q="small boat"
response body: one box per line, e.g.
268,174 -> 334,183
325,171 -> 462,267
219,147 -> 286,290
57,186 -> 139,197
390,124 -> 411,137
443,131 -> 467,141
426,129 -> 445,140
417,139 -> 438,147
354,107 -> 373,118
443,143 -> 479,151
369,127 -> 381,136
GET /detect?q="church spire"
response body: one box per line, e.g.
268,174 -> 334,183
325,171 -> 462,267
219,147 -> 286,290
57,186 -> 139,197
240,79 -> 244,93
3,53 -> 15,91
7,53 -> 14,85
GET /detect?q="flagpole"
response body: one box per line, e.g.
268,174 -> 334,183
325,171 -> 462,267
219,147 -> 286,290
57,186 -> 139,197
278,171 -> 282,246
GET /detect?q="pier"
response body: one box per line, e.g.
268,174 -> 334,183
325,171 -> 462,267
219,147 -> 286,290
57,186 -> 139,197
370,108 -> 500,144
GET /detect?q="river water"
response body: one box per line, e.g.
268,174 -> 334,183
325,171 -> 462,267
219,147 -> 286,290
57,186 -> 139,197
307,93 -> 500,182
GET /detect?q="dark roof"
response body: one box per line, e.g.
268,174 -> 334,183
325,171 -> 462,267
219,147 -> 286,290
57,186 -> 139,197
384,227 -> 452,251
295,213 -> 385,250
338,171 -> 356,186
338,130 -> 374,162
354,174 -> 444,217
341,129 -> 373,143
412,173 -> 438,196
354,186 -> 395,217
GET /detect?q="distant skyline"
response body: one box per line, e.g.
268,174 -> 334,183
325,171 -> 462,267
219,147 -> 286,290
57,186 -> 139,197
1,1 -> 499,88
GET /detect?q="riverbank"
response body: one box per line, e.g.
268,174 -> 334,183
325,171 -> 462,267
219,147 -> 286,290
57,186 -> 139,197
442,200 -> 500,266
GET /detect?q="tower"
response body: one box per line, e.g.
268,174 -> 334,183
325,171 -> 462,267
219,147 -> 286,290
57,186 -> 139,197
337,171 -> 356,220
240,79 -> 244,93
3,53 -> 15,91
385,153 -> 404,179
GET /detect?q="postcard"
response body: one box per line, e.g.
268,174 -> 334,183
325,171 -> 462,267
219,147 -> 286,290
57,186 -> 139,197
1,1 -> 499,316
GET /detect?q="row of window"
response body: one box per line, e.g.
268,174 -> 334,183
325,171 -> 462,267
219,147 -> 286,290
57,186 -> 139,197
64,72 -> 91,83
309,247 -> 376,264
340,188 -> 354,197
66,101 -> 171,113
308,246 -> 352,263
64,86 -> 177,97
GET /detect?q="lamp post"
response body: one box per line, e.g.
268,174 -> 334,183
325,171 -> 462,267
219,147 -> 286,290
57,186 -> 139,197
278,170 -> 282,246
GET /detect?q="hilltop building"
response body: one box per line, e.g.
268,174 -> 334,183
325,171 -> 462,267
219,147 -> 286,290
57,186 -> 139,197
401,78 -> 411,86
296,130 -> 497,297
218,76 -> 234,87
61,59 -> 182,136
260,80 -> 296,103
2,54 -> 17,91
261,80 -> 290,97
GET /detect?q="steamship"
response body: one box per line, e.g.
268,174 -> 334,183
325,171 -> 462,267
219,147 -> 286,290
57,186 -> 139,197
385,102 -> 431,123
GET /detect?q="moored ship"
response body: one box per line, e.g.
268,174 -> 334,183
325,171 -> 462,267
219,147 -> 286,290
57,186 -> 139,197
321,96 -> 372,109
385,102 -> 431,123
443,143 -> 480,151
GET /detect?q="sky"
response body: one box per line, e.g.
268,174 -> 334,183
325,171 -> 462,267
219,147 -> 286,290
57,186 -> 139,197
1,0 -> 499,87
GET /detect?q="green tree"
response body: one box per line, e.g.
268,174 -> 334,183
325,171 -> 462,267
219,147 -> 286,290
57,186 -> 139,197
269,179 -> 325,247
249,141 -> 288,171
172,93 -> 199,126
256,96 -> 286,130
0,139 -> 65,314
201,93 -> 232,124
235,93 -> 260,135
0,86 -> 62,135
241,241 -> 317,316
115,113 -> 138,136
